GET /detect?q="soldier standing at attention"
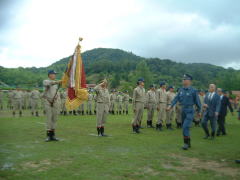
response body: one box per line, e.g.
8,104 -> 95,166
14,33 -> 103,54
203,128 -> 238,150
42,70 -> 62,142
167,74 -> 201,150
86,90 -> 94,115
7,90 -> 13,110
117,92 -> 123,115
0,90 -> 3,110
146,85 -> 156,128
193,90 -> 205,126
109,90 -> 117,114
123,90 -> 130,115
94,79 -> 110,136
132,78 -> 145,133
12,87 -> 23,117
30,88 -> 40,116
175,101 -> 182,128
156,82 -> 168,131
166,86 -> 176,130
78,103 -> 85,115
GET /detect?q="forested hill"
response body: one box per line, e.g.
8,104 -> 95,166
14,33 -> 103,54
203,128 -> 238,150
0,48 -> 239,92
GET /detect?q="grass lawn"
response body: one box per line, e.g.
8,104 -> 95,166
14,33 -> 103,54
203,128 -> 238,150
0,108 -> 240,180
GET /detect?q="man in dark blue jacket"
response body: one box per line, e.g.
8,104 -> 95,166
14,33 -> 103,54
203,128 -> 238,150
216,88 -> 233,136
202,84 -> 221,140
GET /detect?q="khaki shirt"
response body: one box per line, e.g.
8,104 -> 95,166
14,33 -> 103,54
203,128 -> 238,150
94,85 -> 110,104
167,91 -> 176,105
133,86 -> 145,108
146,90 -> 157,105
156,88 -> 167,104
43,79 -> 59,101
117,94 -> 123,102
123,94 -> 130,102
0,91 -> 3,99
110,93 -> 117,102
30,90 -> 40,99
12,90 -> 23,99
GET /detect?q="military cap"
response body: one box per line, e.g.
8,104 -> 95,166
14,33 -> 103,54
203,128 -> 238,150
149,84 -> 155,88
168,85 -> 174,89
48,70 -> 57,75
159,81 -> 166,87
183,74 -> 193,80
137,78 -> 144,82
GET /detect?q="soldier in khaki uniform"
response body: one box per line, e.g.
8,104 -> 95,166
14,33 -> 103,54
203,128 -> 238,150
42,70 -> 62,142
166,86 -> 176,130
123,90 -> 130,115
0,90 -> 3,110
146,85 -> 156,128
30,89 -> 40,116
109,90 -> 117,114
116,92 -> 123,114
86,90 -> 94,115
156,82 -> 168,131
60,90 -> 67,115
78,103 -> 85,115
7,90 -> 13,110
12,88 -> 23,117
176,102 -> 182,128
94,79 -> 110,136
132,78 -> 145,133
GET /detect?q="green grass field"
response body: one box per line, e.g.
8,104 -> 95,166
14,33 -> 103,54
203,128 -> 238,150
0,108 -> 240,180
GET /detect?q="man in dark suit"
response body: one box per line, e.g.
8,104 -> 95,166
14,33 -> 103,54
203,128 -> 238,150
202,84 -> 221,139
216,88 -> 234,136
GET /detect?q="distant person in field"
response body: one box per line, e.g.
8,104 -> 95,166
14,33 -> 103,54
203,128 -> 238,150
94,79 -> 110,136
201,84 -> 221,140
12,87 -> 24,117
42,70 -> 62,142
146,84 -> 157,128
132,78 -> 145,134
216,89 -> 234,136
0,90 -> 3,110
167,74 -> 201,150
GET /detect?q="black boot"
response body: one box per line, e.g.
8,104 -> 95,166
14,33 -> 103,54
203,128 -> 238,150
132,125 -> 136,133
156,124 -> 159,130
123,110 -> 125,114
89,111 -> 92,115
69,111 -> 73,115
97,127 -> 101,136
82,111 -> 84,115
135,125 -> 140,134
182,137 -> 190,150
147,121 -> 151,128
119,111 -> 121,115
94,110 -> 96,115
203,130 -> 210,139
19,111 -> 22,117
168,123 -> 173,130
210,132 -> 215,140
36,111 -> 39,117
45,130 -> 51,142
73,110 -> 77,115
112,111 -> 115,115
159,124 -> 163,131
51,130 -> 59,141
31,112 -> 34,116
63,111 -> 67,116
126,111 -> 128,115
149,121 -> 154,128
86,110 -> 88,115
188,138 -> 191,148
101,127 -> 107,136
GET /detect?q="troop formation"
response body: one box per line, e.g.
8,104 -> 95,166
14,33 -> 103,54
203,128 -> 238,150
0,70 -> 237,151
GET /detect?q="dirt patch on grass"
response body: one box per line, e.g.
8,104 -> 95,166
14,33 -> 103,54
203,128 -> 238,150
21,159 -> 72,172
166,154 -> 240,177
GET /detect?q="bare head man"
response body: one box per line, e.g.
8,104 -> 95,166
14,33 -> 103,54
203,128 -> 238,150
217,88 -> 222,96
209,84 -> 216,92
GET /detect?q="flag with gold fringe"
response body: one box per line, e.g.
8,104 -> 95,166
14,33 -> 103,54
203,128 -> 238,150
61,38 -> 88,110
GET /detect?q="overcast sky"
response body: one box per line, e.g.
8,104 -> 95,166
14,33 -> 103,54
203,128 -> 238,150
0,0 -> 240,69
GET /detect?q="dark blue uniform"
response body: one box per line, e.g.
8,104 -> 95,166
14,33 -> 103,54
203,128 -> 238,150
171,86 -> 201,137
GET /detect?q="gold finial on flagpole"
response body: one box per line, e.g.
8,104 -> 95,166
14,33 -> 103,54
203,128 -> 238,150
76,37 -> 83,52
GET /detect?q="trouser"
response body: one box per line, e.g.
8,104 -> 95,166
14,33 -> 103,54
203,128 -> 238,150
44,100 -> 58,130
201,113 -> 217,136
132,102 -> 144,126
79,104 -> 84,111
0,99 -> 3,109
166,108 -> 175,124
117,102 -> 123,112
61,100 -> 67,111
176,106 -> 182,123
96,103 -> 108,127
181,108 -> 194,137
147,103 -> 155,121
110,101 -> 115,112
31,99 -> 39,113
217,115 -> 226,135
87,101 -> 92,112
13,99 -> 22,112
157,103 -> 167,125
123,101 -> 129,112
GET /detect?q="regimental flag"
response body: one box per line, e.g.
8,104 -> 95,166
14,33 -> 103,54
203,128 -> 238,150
61,38 -> 88,110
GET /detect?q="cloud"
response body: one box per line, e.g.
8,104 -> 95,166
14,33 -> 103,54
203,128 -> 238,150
0,0 -> 240,69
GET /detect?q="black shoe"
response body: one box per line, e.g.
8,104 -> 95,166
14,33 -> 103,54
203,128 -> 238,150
82,111 -> 84,115
94,110 -> 96,115
31,112 -> 34,116
167,124 -> 173,130
19,111 -> 22,117
63,111 -> 67,116
36,112 -> 39,117
51,130 -> 59,141
135,125 -> 140,134
86,111 -> 89,115
159,124 -> 163,131
182,137 -> 190,150
73,110 -> 77,115
89,111 -> 92,115
156,124 -> 159,130
45,131 -> 51,142
126,111 -> 128,115
123,110 -> 125,114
